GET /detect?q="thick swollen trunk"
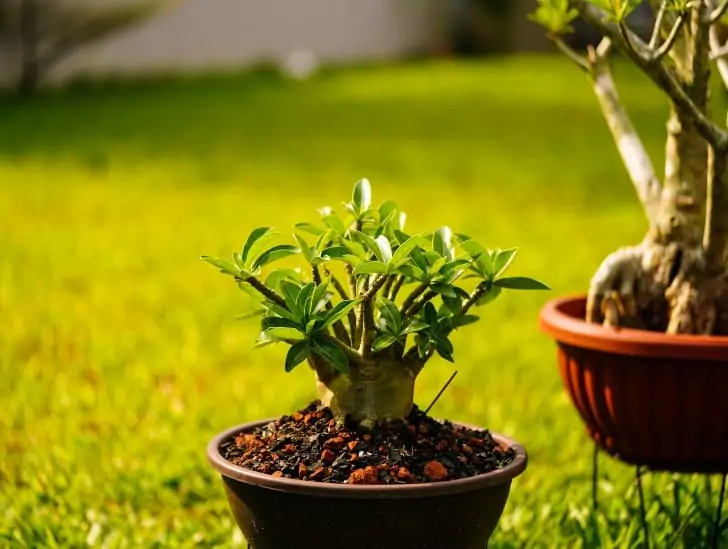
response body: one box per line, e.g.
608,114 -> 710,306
587,107 -> 728,335
313,358 -> 416,426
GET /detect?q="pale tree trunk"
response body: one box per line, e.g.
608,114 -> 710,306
559,1 -> 728,335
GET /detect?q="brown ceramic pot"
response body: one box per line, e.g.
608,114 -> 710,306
540,295 -> 728,473
207,419 -> 527,549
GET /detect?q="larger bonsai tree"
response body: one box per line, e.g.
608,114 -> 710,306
533,0 -> 728,334
203,180 -> 548,425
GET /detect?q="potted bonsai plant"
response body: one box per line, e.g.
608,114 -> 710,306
533,0 -> 728,473
202,179 -> 549,549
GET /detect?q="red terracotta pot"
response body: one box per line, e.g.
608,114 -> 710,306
540,295 -> 728,474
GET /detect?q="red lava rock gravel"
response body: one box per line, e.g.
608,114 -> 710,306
221,401 -> 515,485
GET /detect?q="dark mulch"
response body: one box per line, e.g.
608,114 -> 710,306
221,401 -> 515,485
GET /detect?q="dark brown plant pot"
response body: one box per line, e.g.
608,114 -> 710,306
540,295 -> 728,474
207,419 -> 527,549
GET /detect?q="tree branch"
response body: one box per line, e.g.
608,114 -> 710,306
709,24 -> 728,88
649,0 -> 669,50
390,275 -> 405,301
245,277 -> 288,309
405,290 -> 438,318
551,35 -> 590,71
325,268 -> 357,336
653,13 -> 688,61
399,282 -> 429,315
461,282 -> 489,315
358,275 -> 390,357
571,0 -> 728,149
704,145 -> 728,271
587,38 -> 662,225
707,0 -> 728,25
322,334 -> 362,365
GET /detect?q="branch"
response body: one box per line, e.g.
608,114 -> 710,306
587,38 -> 662,225
390,276 -> 405,300
707,0 -> 728,25
709,24 -> 728,88
551,35 -> 590,71
325,268 -> 357,336
399,282 -> 429,315
571,0 -> 728,150
649,0 -> 669,50
653,13 -> 687,61
704,145 -> 728,271
358,275 -> 390,357
461,282 -> 489,315
323,334 -> 362,364
245,277 -> 287,309
405,290 -> 437,318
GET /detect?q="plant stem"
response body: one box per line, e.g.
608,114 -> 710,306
359,275 -> 390,358
323,334 -> 361,363
245,277 -> 287,308
326,268 -> 357,336
400,281 -> 428,315
390,275 -> 405,300
405,289 -> 437,318
704,144 -> 728,271
461,282 -> 489,315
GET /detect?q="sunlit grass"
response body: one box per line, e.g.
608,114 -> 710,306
1,55 -> 725,547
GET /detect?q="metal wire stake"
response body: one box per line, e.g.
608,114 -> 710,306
592,443 -> 599,511
636,466 -> 650,549
713,473 -> 727,549
424,370 -> 458,415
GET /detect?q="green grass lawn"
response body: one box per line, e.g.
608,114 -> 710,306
1,55 -> 726,548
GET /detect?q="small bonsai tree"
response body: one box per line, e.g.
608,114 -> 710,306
532,0 -> 728,334
203,180 -> 548,425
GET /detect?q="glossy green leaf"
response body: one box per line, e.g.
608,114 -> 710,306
494,276 -> 550,290
396,264 -> 425,281
297,282 -> 316,316
253,245 -> 299,269
241,227 -> 274,264
493,248 -> 518,277
431,282 -> 457,298
285,339 -> 311,372
322,214 -> 346,235
403,318 -> 429,334
433,226 -> 455,261
234,309 -> 266,321
352,178 -> 372,214
448,314 -> 480,329
321,300 -> 357,328
280,281 -> 302,313
262,316 -> 302,331
375,235 -> 393,264
264,327 -> 304,341
391,236 -> 422,267
372,334 -> 399,352
312,339 -> 349,373
352,230 -> 383,262
265,268 -> 302,291
201,256 -> 241,277
353,261 -> 388,276
310,280 -> 331,315
295,222 -> 324,236
476,285 -> 502,306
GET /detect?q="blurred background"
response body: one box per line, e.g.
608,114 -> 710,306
3,1 -> 725,547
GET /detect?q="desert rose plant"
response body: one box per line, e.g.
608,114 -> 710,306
533,0 -> 728,334
202,179 -> 548,426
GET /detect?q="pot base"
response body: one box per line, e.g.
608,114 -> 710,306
208,420 -> 527,549
541,296 -> 728,474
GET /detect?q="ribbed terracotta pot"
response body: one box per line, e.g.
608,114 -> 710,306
540,295 -> 728,474
207,419 -> 527,549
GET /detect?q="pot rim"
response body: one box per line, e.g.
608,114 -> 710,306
207,418 -> 527,499
539,294 -> 728,360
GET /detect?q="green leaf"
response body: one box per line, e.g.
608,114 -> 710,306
436,340 -> 455,363
529,0 -> 580,34
393,229 -> 411,245
410,246 -> 429,272
494,276 -> 551,290
492,248 -> 518,278
297,282 -> 317,316
315,229 -> 334,252
448,314 -> 480,329
262,317 -> 302,331
423,302 -> 439,327
234,309 -> 266,321
476,285 -> 502,306
431,282 -> 457,298
433,226 -> 455,261
391,236 -> 422,267
201,256 -> 241,277
264,327 -> 305,341
459,239 -> 485,258
476,252 -> 496,279
341,239 -> 368,260
264,301 -> 300,322
372,334 -> 399,352
377,297 -> 401,329
321,246 -> 350,260
280,281 -> 302,313
321,300 -> 358,327
310,280 -> 331,315
353,261 -> 388,275
253,245 -> 299,269
265,268 -> 301,291
293,234 -> 315,263
242,227 -> 274,264
397,264 -> 425,281
441,294 -> 463,315
402,318 -> 429,334
295,222 -> 324,236
375,235 -> 393,264
352,230 -> 384,262
322,214 -> 346,235
352,178 -> 372,214
312,339 -> 349,373
285,340 -> 311,372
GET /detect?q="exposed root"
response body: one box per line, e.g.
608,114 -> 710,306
587,240 -> 728,334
